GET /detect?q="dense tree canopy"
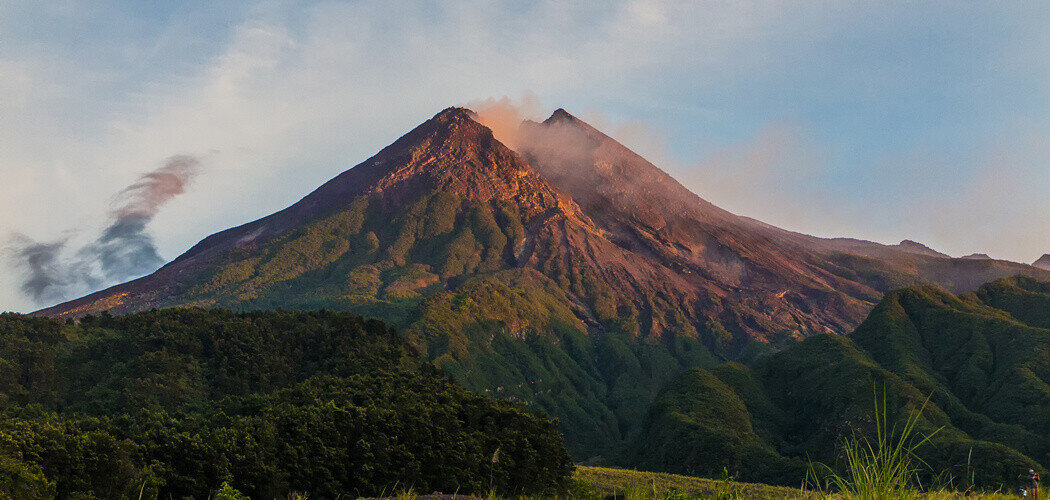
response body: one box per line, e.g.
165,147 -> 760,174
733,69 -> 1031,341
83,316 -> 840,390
0,309 -> 573,498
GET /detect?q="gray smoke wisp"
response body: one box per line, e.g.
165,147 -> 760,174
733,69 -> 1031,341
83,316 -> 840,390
94,154 -> 200,283
7,155 -> 201,306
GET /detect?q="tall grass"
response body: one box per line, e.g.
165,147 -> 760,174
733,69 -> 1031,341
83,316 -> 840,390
394,487 -> 417,500
806,389 -> 941,499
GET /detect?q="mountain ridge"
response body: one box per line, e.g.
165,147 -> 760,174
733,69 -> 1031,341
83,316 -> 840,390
32,105 -> 1050,458
38,106 -> 1050,333
892,239 -> 950,258
626,276 -> 1050,486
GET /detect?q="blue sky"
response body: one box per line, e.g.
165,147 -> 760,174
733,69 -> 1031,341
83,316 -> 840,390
2,1 -> 1049,311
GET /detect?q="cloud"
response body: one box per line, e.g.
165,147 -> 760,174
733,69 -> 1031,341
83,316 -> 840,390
6,155 -> 201,306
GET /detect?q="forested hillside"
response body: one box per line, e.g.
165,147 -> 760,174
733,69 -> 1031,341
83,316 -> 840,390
624,277 -> 1050,490
0,309 -> 572,498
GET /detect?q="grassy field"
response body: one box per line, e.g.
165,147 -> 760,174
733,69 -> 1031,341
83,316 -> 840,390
570,466 -> 1025,500
572,466 -> 814,499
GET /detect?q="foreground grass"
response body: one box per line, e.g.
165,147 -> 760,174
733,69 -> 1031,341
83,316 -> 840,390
805,390 -> 940,500
570,466 -> 1021,500
226,465 -> 1023,499
572,466 -> 813,499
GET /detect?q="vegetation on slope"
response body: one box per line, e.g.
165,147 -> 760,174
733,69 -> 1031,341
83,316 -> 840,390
0,309 -> 572,498
168,190 -> 723,458
624,277 -> 1050,491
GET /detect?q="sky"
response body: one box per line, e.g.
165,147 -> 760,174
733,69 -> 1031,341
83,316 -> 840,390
1,1 -> 1049,312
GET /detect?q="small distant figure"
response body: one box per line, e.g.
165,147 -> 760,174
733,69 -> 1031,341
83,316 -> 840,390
1027,469 -> 1040,499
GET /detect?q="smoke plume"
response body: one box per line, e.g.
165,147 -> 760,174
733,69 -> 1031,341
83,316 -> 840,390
469,94 -> 602,170
468,94 -> 544,149
7,155 -> 201,306
469,95 -> 837,233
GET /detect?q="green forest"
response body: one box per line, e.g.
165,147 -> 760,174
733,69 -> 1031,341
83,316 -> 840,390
0,309 -> 572,498
3,276 -> 1049,497
624,276 -> 1050,491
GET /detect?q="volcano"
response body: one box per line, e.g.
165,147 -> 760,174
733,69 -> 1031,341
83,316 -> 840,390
35,107 -> 1050,456
40,107 -> 1048,339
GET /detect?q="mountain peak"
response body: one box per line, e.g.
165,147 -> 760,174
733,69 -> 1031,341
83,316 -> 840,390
961,253 -> 992,260
160,105 -> 585,270
893,239 -> 949,258
1034,254 -> 1050,271
523,107 -> 727,230
546,108 -> 578,124
432,106 -> 477,123
540,108 -> 607,138
294,105 -> 530,206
